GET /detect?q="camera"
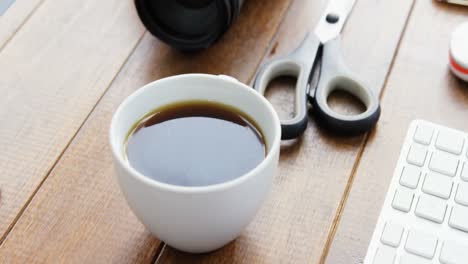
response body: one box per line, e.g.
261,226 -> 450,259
135,0 -> 245,51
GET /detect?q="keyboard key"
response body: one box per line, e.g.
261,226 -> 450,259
407,144 -> 427,167
405,229 -> 438,259
392,188 -> 414,213
422,172 -> 453,199
455,182 -> 468,206
415,194 -> 447,223
414,125 -> 434,145
429,151 -> 459,177
461,162 -> 468,181
436,130 -> 465,155
380,222 -> 404,247
400,253 -> 432,264
373,246 -> 396,264
440,240 -> 468,264
400,165 -> 421,189
449,204 -> 468,232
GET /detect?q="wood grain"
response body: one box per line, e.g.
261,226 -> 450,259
325,1 -> 468,263
156,0 -> 415,263
0,0 -> 43,49
0,0 -> 145,243
0,0 -> 294,261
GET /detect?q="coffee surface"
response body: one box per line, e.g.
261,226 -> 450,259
125,101 -> 266,186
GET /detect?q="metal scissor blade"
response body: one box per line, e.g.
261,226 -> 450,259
314,0 -> 356,43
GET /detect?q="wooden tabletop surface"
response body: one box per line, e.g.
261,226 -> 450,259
0,0 -> 467,263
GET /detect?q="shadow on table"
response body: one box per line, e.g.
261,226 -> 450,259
157,239 -> 244,263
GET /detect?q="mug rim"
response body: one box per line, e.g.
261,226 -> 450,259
109,74 -> 281,194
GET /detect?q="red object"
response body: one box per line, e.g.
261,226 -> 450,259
450,54 -> 468,75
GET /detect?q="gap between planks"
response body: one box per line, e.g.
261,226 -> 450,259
318,0 -> 419,262
0,0 -> 46,52
152,243 -> 167,264
0,30 -> 148,246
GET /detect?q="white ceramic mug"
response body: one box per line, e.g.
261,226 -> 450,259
109,74 -> 281,253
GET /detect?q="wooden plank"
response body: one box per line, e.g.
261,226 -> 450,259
0,0 -> 293,262
0,0 -> 145,242
0,0 -> 43,49
324,1 -> 468,263
156,0 -> 415,263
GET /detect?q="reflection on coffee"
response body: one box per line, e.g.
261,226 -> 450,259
125,100 -> 266,186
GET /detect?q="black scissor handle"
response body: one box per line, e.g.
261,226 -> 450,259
254,58 -> 309,140
311,37 -> 381,135
254,33 -> 321,140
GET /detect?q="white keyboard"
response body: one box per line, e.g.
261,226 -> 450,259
364,120 -> 468,264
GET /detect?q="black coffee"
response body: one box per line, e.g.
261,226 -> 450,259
125,100 -> 266,186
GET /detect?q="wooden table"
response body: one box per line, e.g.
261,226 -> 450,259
0,0 -> 467,262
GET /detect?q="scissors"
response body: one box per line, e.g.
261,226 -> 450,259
254,0 -> 380,140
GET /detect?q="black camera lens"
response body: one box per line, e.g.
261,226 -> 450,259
135,0 -> 244,51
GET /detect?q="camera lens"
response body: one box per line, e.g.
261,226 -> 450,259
176,0 -> 213,8
151,0 -> 220,37
135,0 -> 243,50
